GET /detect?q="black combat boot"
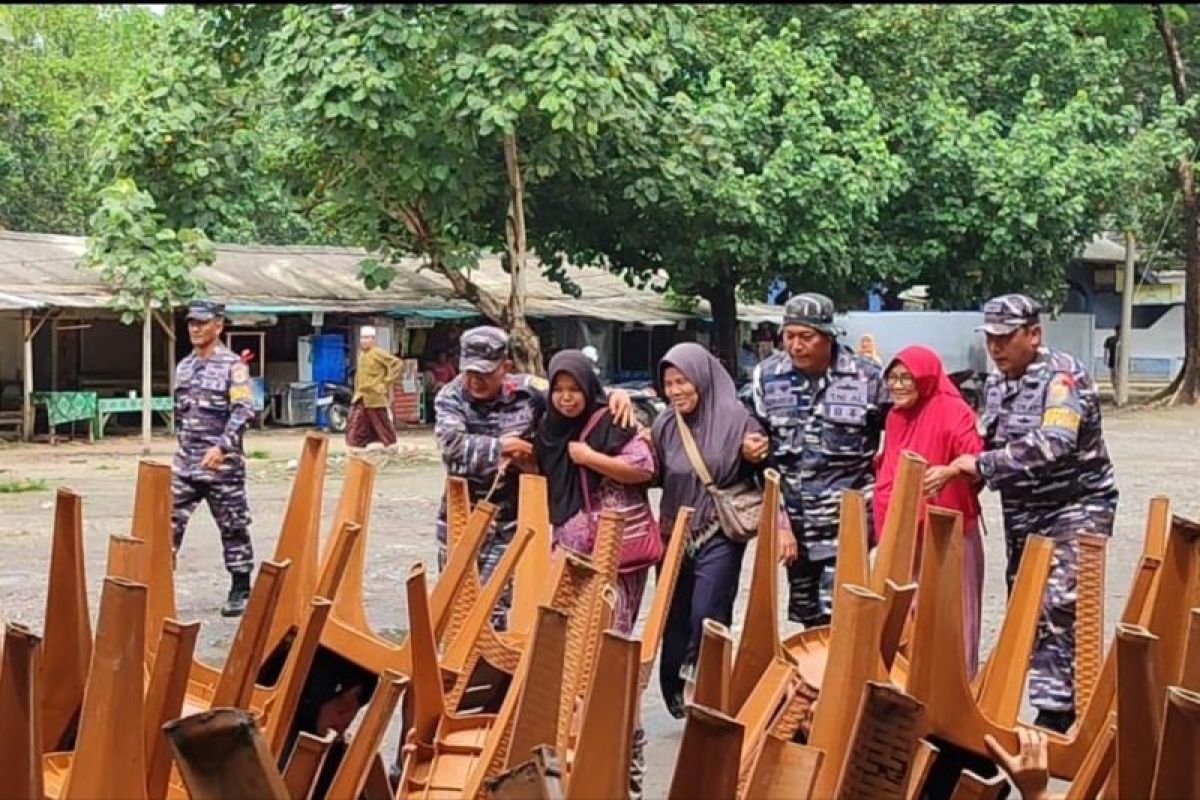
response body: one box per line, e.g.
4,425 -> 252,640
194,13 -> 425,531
221,571 -> 252,618
1034,708 -> 1076,735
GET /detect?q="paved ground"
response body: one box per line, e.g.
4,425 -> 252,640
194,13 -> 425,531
1,403 -> 1197,797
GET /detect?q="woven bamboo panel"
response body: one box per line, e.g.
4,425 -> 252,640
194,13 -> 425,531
1075,534 -> 1108,714
835,682 -> 926,800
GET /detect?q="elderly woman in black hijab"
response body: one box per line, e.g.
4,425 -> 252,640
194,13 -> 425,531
651,342 -> 795,718
535,349 -> 659,634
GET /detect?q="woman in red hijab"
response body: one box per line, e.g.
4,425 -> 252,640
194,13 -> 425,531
874,345 -> 985,678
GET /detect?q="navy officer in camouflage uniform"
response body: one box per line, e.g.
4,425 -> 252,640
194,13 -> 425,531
432,326 -> 634,630
750,293 -> 889,627
173,299 -> 257,617
951,294 -> 1118,734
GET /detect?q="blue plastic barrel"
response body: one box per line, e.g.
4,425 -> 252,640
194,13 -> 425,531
312,334 -> 347,427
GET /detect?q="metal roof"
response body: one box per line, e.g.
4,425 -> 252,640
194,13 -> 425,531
0,231 -> 696,323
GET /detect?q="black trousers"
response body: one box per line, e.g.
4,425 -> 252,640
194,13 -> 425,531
658,533 -> 746,703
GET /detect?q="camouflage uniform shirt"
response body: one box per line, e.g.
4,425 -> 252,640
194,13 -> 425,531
433,372 -> 549,547
173,345 -> 255,482
751,345 -> 889,560
977,346 -> 1119,540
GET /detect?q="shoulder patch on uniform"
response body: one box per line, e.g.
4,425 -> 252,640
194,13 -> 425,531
1043,406 -> 1080,432
231,363 -> 250,383
529,376 -> 549,392
1047,374 -> 1073,404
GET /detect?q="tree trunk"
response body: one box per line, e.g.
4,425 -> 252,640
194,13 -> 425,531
1152,5 -> 1200,404
142,302 -> 152,453
503,133 -> 545,376
703,282 -> 741,380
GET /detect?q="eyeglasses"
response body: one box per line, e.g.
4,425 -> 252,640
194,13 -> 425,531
886,374 -> 915,388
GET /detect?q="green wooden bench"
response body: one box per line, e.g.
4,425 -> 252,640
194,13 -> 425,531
94,396 -> 174,440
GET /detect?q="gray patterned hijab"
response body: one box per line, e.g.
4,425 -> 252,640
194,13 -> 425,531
652,343 -> 758,533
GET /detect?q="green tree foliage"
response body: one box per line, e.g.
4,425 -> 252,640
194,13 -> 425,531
90,6 -> 326,245
83,178 -> 213,322
813,4 -> 1188,309
56,4 -> 1193,382
257,4 -> 690,371
0,5 -> 157,233
84,176 -> 214,447
534,9 -> 904,368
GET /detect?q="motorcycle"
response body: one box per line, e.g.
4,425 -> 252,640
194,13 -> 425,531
316,381 -> 354,433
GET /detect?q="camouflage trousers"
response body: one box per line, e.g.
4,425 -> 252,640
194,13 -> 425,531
1006,532 -> 1077,712
786,553 -> 836,627
172,473 -> 254,575
436,515 -> 516,632
1004,500 -> 1116,713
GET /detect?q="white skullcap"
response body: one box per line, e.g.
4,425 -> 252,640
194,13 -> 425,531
360,325 -> 377,337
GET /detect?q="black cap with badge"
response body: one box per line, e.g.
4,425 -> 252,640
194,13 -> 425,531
186,299 -> 226,322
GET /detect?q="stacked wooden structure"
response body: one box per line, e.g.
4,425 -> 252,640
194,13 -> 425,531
1,432 -> 1197,799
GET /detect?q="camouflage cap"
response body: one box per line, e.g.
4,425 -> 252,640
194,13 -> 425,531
459,326 -> 510,374
782,292 -> 841,337
977,293 -> 1042,335
185,299 -> 225,322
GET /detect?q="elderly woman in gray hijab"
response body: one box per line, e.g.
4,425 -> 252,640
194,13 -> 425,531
651,342 -> 797,718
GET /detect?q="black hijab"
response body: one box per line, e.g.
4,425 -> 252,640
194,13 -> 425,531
652,343 -> 760,534
535,350 -> 637,525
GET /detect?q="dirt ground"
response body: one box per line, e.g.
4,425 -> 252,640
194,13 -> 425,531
1,403 -> 1197,797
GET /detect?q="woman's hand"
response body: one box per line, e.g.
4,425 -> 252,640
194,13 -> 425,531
985,730 -> 1050,800
568,441 -> 595,467
741,432 -> 769,463
922,464 -> 961,497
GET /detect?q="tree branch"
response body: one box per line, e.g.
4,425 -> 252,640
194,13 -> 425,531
1153,5 -> 1190,105
384,202 -> 508,326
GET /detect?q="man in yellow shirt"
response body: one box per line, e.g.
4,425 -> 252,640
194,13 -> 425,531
347,325 -> 402,450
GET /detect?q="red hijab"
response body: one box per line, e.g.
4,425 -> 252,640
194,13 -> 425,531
873,345 -> 983,535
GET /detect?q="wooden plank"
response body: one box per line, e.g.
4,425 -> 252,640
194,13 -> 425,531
807,584 -> 887,800
905,740 -> 940,800
949,770 -> 1007,800
1116,624 -> 1163,800
833,489 -> 870,599
1063,715 -> 1116,800
693,619 -> 733,714
144,619 -> 201,799
729,470 -> 783,712
1149,687 -> 1200,800
267,432 -> 329,654
744,732 -> 823,800
834,681 -> 926,800
506,607 -> 569,770
165,709 -> 289,800
0,623 -> 43,800
323,671 -> 407,800
974,535 -> 1053,727
667,704 -> 744,800
871,451 -> 926,594
510,474 -> 551,635
566,632 -> 640,799
906,509 -> 1022,762
130,459 -> 177,660
40,487 -> 91,751
62,578 -> 147,800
